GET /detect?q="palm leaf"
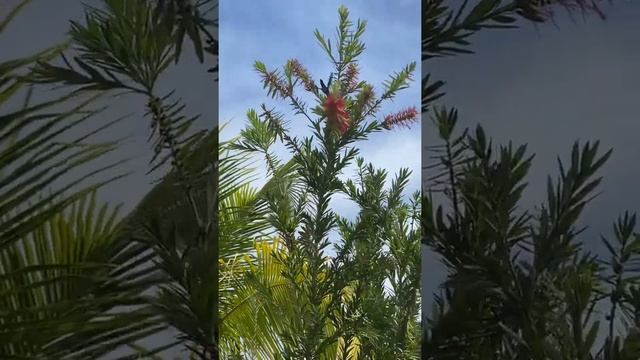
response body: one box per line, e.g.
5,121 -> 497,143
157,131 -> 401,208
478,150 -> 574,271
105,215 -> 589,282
0,2 -> 165,357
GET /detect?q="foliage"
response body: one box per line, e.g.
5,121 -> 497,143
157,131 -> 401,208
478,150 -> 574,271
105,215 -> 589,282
3,0 -> 223,357
219,6 -> 421,359
420,2 -> 628,358
4,0 -> 627,358
422,107 -> 640,359
0,1 -> 170,358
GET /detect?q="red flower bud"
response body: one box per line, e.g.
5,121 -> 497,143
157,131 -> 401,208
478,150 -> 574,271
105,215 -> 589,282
323,94 -> 350,135
383,106 -> 418,130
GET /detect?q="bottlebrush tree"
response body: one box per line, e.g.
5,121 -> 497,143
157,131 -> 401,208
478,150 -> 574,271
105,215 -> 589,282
221,6 -> 422,359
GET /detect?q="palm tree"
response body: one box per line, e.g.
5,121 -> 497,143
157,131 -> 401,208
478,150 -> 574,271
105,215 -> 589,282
0,1 -> 169,358
2,0 -> 219,358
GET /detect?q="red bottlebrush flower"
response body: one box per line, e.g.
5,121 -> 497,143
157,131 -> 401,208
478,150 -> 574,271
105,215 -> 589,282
323,94 -> 351,135
343,63 -> 359,92
288,59 -> 316,93
261,71 -> 291,99
355,84 -> 375,115
383,106 -> 418,130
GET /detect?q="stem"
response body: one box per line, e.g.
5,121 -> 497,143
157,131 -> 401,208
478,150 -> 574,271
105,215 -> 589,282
608,300 -> 617,353
444,139 -> 461,231
296,131 -> 344,356
359,96 -> 385,122
147,94 -> 217,354
147,95 -> 204,230
608,274 -> 621,354
286,92 -> 314,124
263,150 -> 278,176
261,106 -> 305,161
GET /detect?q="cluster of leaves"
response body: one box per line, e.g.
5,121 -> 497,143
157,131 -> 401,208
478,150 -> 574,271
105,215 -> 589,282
422,108 -> 640,359
219,6 -> 421,359
1,0 -> 220,358
0,1 -> 172,358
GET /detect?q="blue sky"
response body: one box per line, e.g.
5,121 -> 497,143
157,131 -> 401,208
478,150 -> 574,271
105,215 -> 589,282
220,0 -> 421,224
